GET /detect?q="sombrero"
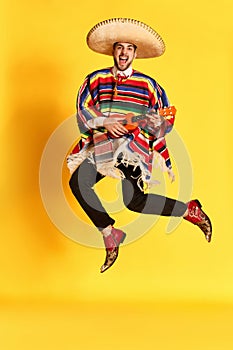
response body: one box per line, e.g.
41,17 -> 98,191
86,18 -> 165,59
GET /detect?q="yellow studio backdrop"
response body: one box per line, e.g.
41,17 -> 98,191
1,0 -> 233,349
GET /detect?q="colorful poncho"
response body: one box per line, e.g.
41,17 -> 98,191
67,67 -> 175,188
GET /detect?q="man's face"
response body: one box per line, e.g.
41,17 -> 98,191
112,42 -> 137,71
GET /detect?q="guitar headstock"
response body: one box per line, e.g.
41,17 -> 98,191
159,106 -> 176,117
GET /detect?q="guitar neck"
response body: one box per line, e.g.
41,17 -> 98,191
120,106 -> 176,127
123,110 -> 167,124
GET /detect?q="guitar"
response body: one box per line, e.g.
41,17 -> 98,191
109,105 -> 176,134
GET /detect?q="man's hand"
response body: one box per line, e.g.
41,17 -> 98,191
145,110 -> 166,137
103,117 -> 128,138
146,110 -> 164,128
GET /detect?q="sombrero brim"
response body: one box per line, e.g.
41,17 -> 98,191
86,18 -> 165,59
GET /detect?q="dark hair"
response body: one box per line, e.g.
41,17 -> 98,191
113,42 -> 137,51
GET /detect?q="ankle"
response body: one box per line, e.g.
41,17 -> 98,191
101,225 -> 113,237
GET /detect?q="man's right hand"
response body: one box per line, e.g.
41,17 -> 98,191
103,117 -> 128,138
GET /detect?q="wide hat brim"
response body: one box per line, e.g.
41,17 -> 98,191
86,18 -> 165,59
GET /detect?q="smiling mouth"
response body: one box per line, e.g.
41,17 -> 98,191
119,57 -> 128,64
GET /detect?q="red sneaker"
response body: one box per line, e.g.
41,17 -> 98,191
184,199 -> 212,242
100,228 -> 126,273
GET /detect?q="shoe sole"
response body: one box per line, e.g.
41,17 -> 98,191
120,232 -> 126,244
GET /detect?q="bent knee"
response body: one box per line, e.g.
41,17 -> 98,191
69,171 -> 82,194
125,201 -> 140,213
69,173 -> 76,190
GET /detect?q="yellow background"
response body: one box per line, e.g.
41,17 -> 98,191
1,0 -> 233,349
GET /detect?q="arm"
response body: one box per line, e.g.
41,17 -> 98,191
77,75 -> 128,137
76,75 -> 104,133
152,82 -> 175,181
142,78 -> 175,136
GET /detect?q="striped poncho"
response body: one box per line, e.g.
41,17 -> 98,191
67,67 -> 175,187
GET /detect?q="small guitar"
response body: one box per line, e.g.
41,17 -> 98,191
110,105 -> 176,134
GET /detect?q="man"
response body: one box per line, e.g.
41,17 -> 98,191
67,18 -> 212,273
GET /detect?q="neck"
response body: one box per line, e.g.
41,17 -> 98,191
112,65 -> 133,78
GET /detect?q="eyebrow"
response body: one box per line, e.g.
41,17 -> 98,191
116,44 -> 135,48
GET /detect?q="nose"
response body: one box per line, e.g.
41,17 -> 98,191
121,47 -> 127,55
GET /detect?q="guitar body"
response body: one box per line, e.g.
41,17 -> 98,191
121,113 -> 139,131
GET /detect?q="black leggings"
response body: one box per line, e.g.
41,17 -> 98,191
69,159 -> 187,231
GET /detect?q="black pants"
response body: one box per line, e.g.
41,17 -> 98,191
69,159 -> 187,231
